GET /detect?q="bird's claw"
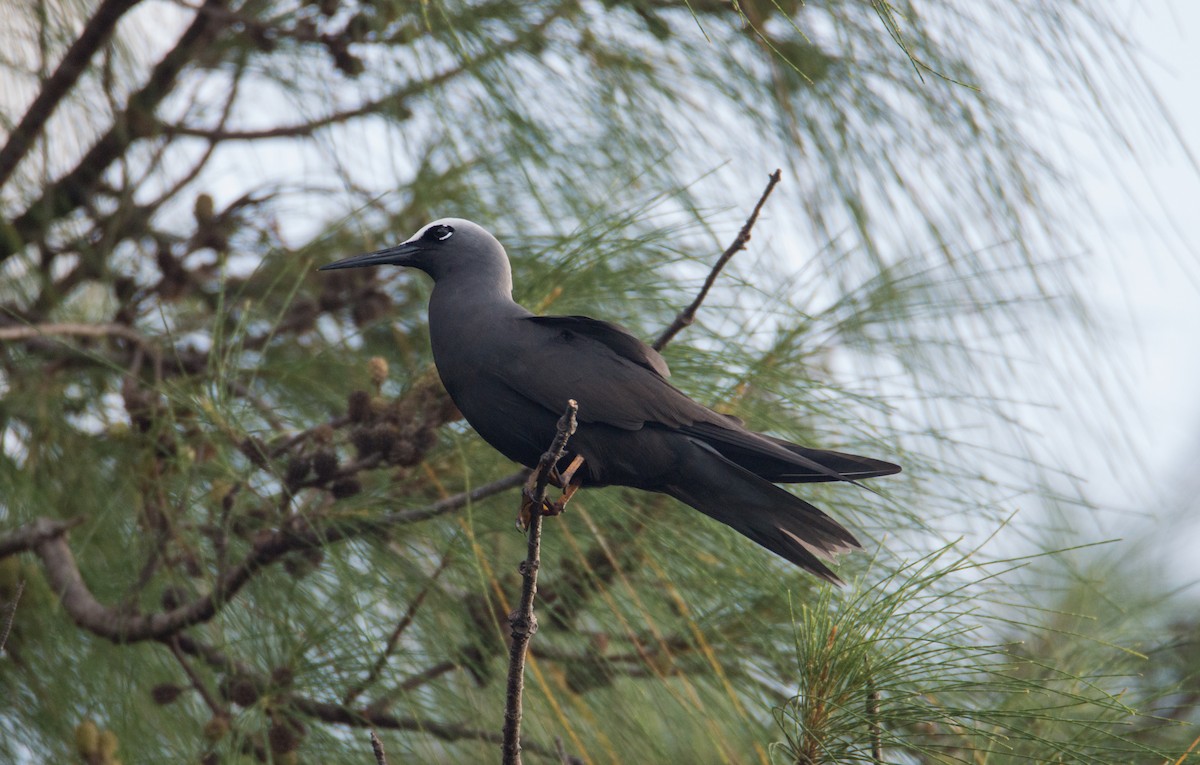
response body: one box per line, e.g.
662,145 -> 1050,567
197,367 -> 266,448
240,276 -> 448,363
515,493 -> 569,532
515,456 -> 585,532
516,490 -> 537,532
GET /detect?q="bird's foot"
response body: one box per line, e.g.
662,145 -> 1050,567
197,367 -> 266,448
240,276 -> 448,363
516,491 -> 539,532
516,493 -> 562,531
515,456 -> 585,532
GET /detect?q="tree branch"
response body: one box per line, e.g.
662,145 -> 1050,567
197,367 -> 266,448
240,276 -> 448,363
0,516 -> 86,558
291,695 -> 574,761
652,169 -> 782,351
502,400 -> 579,765
17,473 -> 523,644
344,551 -> 455,705
0,580 -> 24,654
154,2 -> 567,144
370,730 -> 388,765
168,636 -> 227,717
171,633 -> 573,761
0,0 -> 229,264
0,319 -> 159,348
0,0 -> 144,188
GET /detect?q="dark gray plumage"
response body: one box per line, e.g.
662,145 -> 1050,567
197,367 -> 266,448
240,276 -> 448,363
320,218 -> 900,584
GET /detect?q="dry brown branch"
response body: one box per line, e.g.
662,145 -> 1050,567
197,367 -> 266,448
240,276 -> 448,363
370,730 -> 388,765
290,695 -> 577,758
155,4 -> 567,144
0,321 -> 151,344
364,660 -> 463,715
0,579 -> 24,654
502,400 -> 579,765
0,0 -> 230,264
159,101 -> 396,143
0,0 -> 144,188
18,473 -> 523,644
0,517 -> 86,558
867,658 -> 883,763
268,416 -> 350,459
168,637 -> 226,716
0,322 -> 164,376
345,550 -> 455,705
652,169 -> 783,351
171,633 -> 569,761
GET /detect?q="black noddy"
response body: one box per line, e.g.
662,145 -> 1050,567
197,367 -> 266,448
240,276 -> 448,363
320,218 -> 900,584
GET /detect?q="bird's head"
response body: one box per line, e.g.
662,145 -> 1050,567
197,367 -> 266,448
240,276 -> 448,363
319,218 -> 510,286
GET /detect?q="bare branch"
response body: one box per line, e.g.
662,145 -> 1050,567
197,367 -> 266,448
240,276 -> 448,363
502,401 -> 579,765
0,516 -> 86,558
268,416 -> 348,459
0,321 -> 166,380
0,579 -> 24,654
290,696 -> 572,760
0,320 -> 158,348
171,633 -> 572,761
154,3 -> 568,144
21,473 -> 524,644
168,637 -> 227,716
370,731 -> 388,765
364,660 -> 461,714
344,550 -> 454,705
0,321 -> 145,343
0,0 -> 144,188
0,0 -> 231,265
652,169 -> 782,351
867,657 -> 883,763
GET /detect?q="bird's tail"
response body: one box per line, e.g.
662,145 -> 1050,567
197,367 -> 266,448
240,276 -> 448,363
663,438 -> 863,585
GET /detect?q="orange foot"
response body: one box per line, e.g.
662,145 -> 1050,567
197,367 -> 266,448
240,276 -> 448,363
516,455 -> 585,531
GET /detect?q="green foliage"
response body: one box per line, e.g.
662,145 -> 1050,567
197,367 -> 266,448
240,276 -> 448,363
775,544 -> 1177,763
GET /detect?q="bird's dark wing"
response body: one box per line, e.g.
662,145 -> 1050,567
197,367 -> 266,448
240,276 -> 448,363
523,315 -> 671,377
680,421 -> 902,483
494,315 -> 714,430
507,315 -> 900,484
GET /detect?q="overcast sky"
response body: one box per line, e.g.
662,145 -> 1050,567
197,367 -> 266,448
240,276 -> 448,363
1085,2 -> 1200,570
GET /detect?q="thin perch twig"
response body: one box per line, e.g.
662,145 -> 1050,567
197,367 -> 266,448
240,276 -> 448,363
653,169 -> 783,351
866,657 -> 882,763
0,579 -> 24,654
344,550 -> 454,705
168,636 -> 226,716
370,730 -> 388,765
501,400 -> 579,765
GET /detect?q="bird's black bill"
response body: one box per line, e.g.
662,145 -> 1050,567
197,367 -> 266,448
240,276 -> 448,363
318,242 -> 420,271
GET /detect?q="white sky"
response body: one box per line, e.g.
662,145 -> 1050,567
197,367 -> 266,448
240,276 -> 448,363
1085,2 -> 1200,568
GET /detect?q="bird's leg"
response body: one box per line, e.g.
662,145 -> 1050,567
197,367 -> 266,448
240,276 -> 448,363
517,455 -> 586,530
543,455 -> 585,517
518,471 -> 540,531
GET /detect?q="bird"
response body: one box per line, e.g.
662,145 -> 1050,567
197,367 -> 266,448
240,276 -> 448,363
320,218 -> 900,584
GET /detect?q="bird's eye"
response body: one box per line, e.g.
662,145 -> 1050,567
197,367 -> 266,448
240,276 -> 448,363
426,224 -> 454,242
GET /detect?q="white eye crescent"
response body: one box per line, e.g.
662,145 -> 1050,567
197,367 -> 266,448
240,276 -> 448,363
425,224 -> 454,242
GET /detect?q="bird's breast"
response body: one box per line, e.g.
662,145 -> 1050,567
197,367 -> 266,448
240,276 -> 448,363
427,310 -> 553,468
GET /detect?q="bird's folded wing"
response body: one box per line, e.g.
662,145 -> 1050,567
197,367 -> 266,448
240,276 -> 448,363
498,315 -> 714,430
507,314 -> 900,483
522,315 -> 671,377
